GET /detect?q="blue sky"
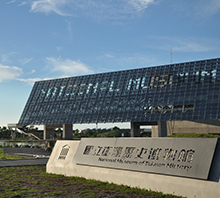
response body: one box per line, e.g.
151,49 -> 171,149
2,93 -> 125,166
0,0 -> 220,129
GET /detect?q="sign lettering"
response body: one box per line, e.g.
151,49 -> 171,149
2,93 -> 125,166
73,138 -> 218,180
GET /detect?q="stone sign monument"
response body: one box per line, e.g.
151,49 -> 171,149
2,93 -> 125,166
47,138 -> 220,198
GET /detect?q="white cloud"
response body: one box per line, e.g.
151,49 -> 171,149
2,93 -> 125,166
118,53 -> 155,66
46,57 -> 93,76
0,64 -> 23,82
1,54 -> 9,63
18,76 -> 56,85
6,0 -> 16,4
98,67 -> 115,73
65,20 -> 73,40
171,0 -> 220,21
97,52 -> 115,60
20,57 -> 33,65
30,0 -> 72,16
129,0 -> 156,12
1,52 -> 17,64
28,0 -> 158,21
172,41 -> 213,52
56,46 -> 63,51
98,52 -> 155,68
18,78 -> 41,85
65,20 -> 72,35
197,0 -> 220,19
31,69 -> 36,74
148,36 -> 219,52
18,1 -> 27,6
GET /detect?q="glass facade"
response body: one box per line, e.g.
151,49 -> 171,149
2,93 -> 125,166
18,58 -> 220,126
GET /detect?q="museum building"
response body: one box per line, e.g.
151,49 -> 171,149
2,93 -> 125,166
15,57 -> 220,139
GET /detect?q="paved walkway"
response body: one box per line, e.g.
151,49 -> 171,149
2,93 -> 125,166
0,147 -> 51,167
0,158 -> 49,167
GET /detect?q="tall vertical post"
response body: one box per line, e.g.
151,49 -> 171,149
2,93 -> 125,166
130,122 -> 140,137
44,125 -> 55,140
63,124 -> 73,140
157,121 -> 167,137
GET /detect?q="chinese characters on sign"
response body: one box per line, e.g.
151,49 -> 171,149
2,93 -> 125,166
73,138 -> 218,179
83,145 -> 195,171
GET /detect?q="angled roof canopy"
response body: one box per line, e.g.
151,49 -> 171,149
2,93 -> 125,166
18,58 -> 220,126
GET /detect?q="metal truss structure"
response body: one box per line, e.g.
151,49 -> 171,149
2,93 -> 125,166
18,58 -> 220,126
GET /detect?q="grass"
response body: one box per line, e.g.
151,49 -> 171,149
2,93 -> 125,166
0,148 -> 28,160
166,133 -> 220,138
0,165 -> 184,198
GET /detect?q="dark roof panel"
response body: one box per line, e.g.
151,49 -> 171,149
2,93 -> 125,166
18,58 -> 220,125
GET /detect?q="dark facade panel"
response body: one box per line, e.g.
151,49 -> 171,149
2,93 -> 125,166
18,58 -> 220,125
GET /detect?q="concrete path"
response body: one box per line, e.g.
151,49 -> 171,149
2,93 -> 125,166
0,147 -> 51,167
0,158 -> 49,167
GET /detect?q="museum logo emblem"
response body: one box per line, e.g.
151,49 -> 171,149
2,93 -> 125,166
58,145 -> 70,160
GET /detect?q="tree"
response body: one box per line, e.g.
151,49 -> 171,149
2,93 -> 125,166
112,126 -> 120,131
0,126 -> 11,139
28,125 -> 38,132
75,129 -> 79,134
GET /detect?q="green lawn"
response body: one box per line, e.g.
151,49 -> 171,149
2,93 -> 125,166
167,133 -> 220,138
0,165 -> 184,198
